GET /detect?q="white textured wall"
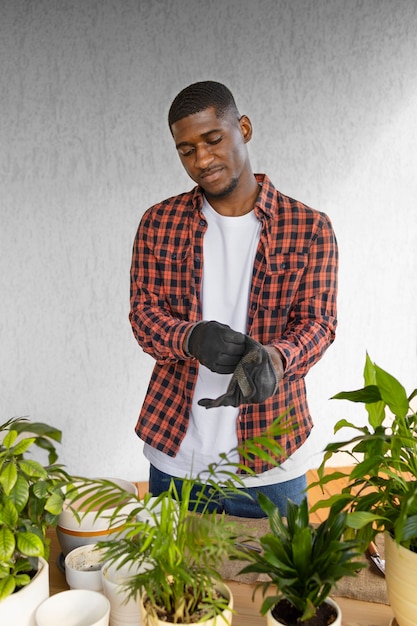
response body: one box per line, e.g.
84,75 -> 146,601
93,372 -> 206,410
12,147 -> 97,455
1,0 -> 416,480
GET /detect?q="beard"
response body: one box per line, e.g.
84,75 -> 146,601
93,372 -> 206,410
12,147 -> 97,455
204,176 -> 239,200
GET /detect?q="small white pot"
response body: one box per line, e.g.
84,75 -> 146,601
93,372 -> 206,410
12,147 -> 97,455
0,557 -> 49,626
101,557 -> 143,626
140,581 -> 234,626
266,597 -> 341,626
385,531 -> 417,626
65,543 -> 106,591
35,589 -> 110,626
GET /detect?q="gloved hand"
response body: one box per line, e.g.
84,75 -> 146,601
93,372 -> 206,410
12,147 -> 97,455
198,336 -> 284,408
187,321 -> 246,374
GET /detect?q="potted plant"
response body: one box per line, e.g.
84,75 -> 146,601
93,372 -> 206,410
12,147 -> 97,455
237,494 -> 364,626
74,417 -> 289,626
311,354 -> 417,626
0,416 -> 70,625
86,477 -> 253,625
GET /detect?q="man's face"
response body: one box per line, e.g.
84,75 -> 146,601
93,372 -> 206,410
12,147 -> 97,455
171,107 -> 252,200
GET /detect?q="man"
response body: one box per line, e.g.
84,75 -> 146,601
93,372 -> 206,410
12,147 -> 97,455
129,81 -> 338,516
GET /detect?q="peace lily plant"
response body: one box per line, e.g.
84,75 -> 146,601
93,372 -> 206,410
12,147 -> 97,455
311,354 -> 417,626
311,354 -> 417,550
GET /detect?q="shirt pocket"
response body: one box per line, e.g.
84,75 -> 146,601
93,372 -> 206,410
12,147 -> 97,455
154,244 -> 192,318
261,252 -> 308,312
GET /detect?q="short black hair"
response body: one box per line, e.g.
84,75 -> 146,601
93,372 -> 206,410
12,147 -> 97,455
168,81 -> 240,129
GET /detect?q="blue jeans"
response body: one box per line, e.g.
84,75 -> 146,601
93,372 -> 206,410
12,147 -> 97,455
148,464 -> 307,518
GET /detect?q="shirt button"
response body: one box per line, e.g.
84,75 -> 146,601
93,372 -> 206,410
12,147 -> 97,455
172,253 -> 177,260
195,256 -> 200,264
200,219 -> 205,227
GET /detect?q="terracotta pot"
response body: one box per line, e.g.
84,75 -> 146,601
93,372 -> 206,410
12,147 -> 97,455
266,597 -> 341,626
140,581 -> 233,626
0,556 -> 49,626
385,531 -> 417,626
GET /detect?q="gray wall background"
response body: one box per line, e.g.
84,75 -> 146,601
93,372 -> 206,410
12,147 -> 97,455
1,0 -> 416,480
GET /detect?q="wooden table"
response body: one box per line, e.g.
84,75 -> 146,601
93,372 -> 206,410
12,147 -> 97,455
48,530 -> 394,626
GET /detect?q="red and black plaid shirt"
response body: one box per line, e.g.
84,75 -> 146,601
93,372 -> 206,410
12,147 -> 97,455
129,174 -> 338,474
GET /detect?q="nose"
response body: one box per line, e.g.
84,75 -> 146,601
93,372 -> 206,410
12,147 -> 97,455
195,144 -> 214,169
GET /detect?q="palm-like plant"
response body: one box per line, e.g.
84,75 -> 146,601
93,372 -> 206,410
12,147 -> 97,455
90,478 -> 248,624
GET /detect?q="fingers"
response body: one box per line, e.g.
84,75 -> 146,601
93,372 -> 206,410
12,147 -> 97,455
198,390 -> 241,409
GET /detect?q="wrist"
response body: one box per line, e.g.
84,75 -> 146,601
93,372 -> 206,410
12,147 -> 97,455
265,346 -> 285,380
184,322 -> 201,356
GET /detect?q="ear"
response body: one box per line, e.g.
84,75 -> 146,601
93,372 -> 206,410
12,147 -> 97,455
239,115 -> 253,143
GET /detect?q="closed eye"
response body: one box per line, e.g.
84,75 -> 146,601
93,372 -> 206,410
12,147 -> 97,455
207,136 -> 222,145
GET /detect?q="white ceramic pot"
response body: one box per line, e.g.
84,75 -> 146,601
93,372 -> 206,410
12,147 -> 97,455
0,557 -> 49,626
57,478 -> 138,556
266,597 -> 341,626
65,543 -> 106,591
140,581 -> 234,626
101,557 -> 144,626
385,531 -> 417,626
35,589 -> 110,626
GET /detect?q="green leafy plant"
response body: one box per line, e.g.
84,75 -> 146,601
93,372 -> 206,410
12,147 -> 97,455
238,495 -> 364,623
75,417 -> 289,624
311,354 -> 417,551
96,479 -> 249,624
0,417 -> 70,601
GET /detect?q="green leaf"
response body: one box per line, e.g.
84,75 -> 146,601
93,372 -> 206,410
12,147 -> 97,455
0,499 -> 18,526
345,511 -> 381,529
0,575 -> 15,601
2,430 -> 18,449
292,527 -> 312,576
0,461 -> 17,495
332,385 -> 382,404
9,474 -> 30,512
10,437 -> 36,456
375,364 -> 409,418
16,532 -> 44,557
18,459 -> 47,479
0,527 -> 15,561
45,491 -> 65,516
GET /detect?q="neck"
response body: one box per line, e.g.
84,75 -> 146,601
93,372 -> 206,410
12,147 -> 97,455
206,175 -> 260,217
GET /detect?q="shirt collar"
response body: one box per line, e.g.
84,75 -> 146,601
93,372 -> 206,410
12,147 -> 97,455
191,173 -> 277,218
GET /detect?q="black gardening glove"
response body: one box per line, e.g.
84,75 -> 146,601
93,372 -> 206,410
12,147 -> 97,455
187,321 -> 246,374
198,336 -> 283,408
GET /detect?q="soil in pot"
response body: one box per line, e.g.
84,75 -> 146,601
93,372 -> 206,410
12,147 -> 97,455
271,599 -> 337,626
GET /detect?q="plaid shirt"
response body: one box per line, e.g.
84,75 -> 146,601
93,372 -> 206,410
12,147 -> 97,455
130,174 -> 338,474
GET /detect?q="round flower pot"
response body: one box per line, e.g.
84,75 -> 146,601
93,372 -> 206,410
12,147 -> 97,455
266,597 -> 341,626
35,589 -> 110,626
101,557 -> 144,626
57,477 -> 138,556
385,531 -> 417,626
64,543 -> 106,591
140,581 -> 234,626
0,556 -> 49,626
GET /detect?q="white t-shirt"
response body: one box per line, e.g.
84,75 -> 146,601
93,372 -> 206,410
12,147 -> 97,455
144,197 -> 316,485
